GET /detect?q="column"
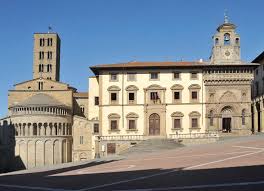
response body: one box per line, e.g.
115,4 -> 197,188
40,124 -> 45,136
52,124 -> 56,135
29,124 -> 32,136
261,98 -> 264,132
253,102 -> 259,133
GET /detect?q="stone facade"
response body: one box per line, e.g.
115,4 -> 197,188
33,33 -> 60,81
0,118 -> 15,172
0,16 -> 261,171
88,17 -> 258,156
252,51 -> 264,133
0,32 -> 93,172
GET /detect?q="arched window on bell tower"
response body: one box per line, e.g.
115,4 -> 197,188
224,33 -> 230,45
215,38 -> 219,45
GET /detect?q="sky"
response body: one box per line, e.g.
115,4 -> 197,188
0,0 -> 264,117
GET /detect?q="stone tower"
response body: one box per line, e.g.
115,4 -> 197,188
210,14 -> 241,64
33,32 -> 61,81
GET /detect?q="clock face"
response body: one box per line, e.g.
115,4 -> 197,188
224,50 -> 232,59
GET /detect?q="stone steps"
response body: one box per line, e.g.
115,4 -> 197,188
119,138 -> 183,156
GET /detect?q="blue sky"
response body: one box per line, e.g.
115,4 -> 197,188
0,0 -> 263,117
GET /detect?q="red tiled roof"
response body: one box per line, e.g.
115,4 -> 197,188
91,61 -> 205,69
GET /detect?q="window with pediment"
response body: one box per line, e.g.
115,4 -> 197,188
108,86 -> 121,105
171,112 -> 184,129
171,84 -> 184,103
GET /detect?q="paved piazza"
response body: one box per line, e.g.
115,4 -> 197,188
0,135 -> 264,191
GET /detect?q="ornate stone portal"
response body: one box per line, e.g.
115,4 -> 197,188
205,15 -> 254,135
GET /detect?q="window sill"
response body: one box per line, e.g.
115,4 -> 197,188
172,100 -> 182,104
190,100 -> 200,103
171,128 -> 183,131
189,127 -> 201,130
126,129 -> 138,132
110,102 -> 119,105
108,129 -> 120,132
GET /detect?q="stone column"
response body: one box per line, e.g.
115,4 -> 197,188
24,123 -> 28,136
47,124 -> 51,136
253,102 -> 259,134
94,136 -> 101,158
52,124 -> 56,135
40,124 -> 45,136
261,98 -> 264,132
29,124 -> 32,136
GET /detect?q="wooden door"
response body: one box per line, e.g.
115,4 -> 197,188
222,118 -> 231,133
149,113 -> 160,135
107,143 -> 116,154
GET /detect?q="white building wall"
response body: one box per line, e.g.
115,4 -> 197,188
98,68 -> 206,136
88,77 -> 99,120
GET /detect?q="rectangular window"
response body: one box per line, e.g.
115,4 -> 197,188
80,136 -> 84,144
47,51 -> 52,60
39,51 -> 44,60
192,118 -> 198,128
127,73 -> 136,81
94,96 -> 99,105
150,72 -> 159,80
47,38 -> 53,46
174,119 -> 181,129
129,93 -> 135,101
150,92 -> 159,100
111,93 -> 117,101
191,91 -> 198,100
191,72 -> 198,79
94,123 -> 99,133
38,82 -> 43,90
39,38 -> 45,47
110,73 -> 118,81
174,92 -> 180,100
128,120 -> 136,130
173,72 -> 180,79
110,120 -> 118,130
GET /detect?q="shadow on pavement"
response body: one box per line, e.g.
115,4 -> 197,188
0,164 -> 264,191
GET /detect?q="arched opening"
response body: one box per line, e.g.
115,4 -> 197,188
215,38 -> 219,45
221,106 -> 233,133
224,33 -> 231,45
149,113 -> 160,135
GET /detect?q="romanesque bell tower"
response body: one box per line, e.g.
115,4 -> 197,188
210,14 -> 241,64
33,31 -> 61,81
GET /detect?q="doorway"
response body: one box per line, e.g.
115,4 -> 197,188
222,118 -> 231,133
149,113 -> 160,135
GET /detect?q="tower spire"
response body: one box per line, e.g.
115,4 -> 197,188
224,9 -> 229,23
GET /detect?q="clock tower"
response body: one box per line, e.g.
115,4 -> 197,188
210,14 -> 241,64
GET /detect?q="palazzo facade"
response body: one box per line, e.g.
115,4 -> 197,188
0,16 -> 261,170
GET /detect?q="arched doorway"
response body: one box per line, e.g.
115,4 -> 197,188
149,113 -> 160,135
221,106 -> 233,133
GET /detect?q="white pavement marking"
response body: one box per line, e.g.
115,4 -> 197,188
0,184 -> 71,191
78,169 -> 177,191
80,149 -> 264,190
116,180 -> 264,191
126,150 -> 253,162
233,145 -> 264,150
76,165 -> 135,175
185,149 -> 263,170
